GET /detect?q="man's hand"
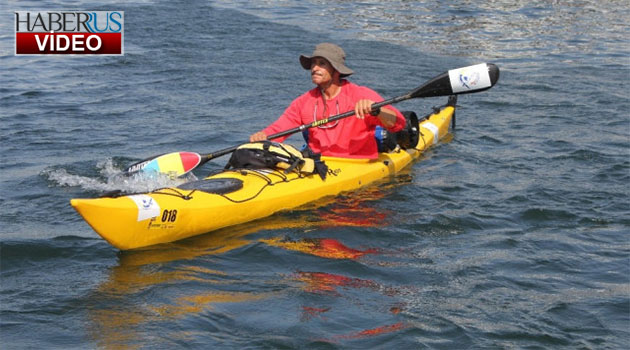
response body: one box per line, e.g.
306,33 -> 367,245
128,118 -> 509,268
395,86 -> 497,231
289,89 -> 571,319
354,99 -> 376,119
249,131 -> 267,142
355,99 -> 396,128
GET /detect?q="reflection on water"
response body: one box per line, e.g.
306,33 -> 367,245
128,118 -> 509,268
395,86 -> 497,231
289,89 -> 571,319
87,308 -> 146,350
86,219 -> 278,348
327,322 -> 410,342
296,270 -> 411,343
300,306 -> 331,322
87,289 -> 275,349
319,200 -> 390,228
297,271 -> 384,295
149,292 -> 271,318
262,237 -> 378,260
86,187 -> 400,348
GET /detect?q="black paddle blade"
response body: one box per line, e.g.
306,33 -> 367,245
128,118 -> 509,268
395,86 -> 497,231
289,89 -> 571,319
409,63 -> 500,99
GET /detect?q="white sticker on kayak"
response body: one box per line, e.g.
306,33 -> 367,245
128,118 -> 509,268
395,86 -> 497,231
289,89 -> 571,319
448,63 -> 491,93
129,195 -> 161,222
423,122 -> 439,145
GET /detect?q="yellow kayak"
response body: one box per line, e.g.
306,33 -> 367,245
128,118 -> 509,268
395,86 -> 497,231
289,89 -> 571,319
71,97 -> 456,250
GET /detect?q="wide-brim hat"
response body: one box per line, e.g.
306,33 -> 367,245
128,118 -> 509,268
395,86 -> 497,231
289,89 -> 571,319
299,43 -> 354,77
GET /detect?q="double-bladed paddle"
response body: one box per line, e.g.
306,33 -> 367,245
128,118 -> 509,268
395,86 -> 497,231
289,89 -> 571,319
123,63 -> 500,177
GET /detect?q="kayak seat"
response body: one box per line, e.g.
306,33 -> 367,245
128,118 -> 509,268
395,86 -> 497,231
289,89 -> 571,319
177,178 -> 243,194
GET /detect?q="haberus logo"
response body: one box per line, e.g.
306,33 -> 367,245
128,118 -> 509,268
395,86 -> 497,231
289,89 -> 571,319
15,11 -> 124,55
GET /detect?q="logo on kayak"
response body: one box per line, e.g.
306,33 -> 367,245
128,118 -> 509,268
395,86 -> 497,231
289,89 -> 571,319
129,195 -> 161,221
15,11 -> 124,55
328,168 -> 341,177
161,209 -> 177,223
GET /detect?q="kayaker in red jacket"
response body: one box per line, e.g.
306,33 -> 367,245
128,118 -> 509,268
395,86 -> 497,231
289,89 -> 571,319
250,43 -> 406,159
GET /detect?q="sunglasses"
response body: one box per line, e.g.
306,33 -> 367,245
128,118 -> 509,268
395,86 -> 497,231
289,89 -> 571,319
313,99 -> 340,129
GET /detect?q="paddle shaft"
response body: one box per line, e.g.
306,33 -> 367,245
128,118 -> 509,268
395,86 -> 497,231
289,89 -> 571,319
126,63 -> 499,175
197,97 -> 404,163
201,63 -> 499,163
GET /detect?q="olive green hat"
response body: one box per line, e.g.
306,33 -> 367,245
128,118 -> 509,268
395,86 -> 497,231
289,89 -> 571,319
299,43 -> 354,77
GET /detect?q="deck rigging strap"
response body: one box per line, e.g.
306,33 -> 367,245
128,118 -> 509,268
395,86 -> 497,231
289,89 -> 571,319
224,141 -> 328,179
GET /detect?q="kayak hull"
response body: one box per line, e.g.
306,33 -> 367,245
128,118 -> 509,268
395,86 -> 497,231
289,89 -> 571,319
71,99 -> 456,250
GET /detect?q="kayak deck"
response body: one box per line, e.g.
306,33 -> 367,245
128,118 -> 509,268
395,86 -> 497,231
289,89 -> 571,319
71,98 -> 456,250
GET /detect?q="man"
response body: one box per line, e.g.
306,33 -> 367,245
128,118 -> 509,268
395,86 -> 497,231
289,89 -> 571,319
250,43 -> 406,159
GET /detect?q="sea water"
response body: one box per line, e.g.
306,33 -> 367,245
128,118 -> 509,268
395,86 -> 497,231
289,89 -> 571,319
1,1 -> 628,348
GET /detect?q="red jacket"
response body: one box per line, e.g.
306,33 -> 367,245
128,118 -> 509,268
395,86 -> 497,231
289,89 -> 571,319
264,80 -> 406,159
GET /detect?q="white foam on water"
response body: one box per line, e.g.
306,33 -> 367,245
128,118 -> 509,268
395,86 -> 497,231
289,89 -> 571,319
43,158 -> 198,194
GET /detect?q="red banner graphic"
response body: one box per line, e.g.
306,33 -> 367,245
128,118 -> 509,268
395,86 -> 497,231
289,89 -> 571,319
16,32 -> 122,55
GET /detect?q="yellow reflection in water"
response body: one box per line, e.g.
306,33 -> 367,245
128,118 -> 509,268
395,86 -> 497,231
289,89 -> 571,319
87,217 -> 296,349
87,184 -> 398,348
261,237 -> 377,260
150,292 -> 271,318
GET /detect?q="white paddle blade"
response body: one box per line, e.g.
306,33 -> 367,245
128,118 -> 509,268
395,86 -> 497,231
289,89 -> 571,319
448,63 -> 496,94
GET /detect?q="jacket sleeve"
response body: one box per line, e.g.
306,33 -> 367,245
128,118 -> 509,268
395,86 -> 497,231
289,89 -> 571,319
262,96 -> 304,143
357,86 -> 406,133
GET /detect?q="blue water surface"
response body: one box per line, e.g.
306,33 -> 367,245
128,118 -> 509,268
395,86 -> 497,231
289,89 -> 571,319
1,0 -> 629,349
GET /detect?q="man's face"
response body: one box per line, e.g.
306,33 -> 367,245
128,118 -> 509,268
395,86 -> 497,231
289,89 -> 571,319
310,57 -> 336,86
